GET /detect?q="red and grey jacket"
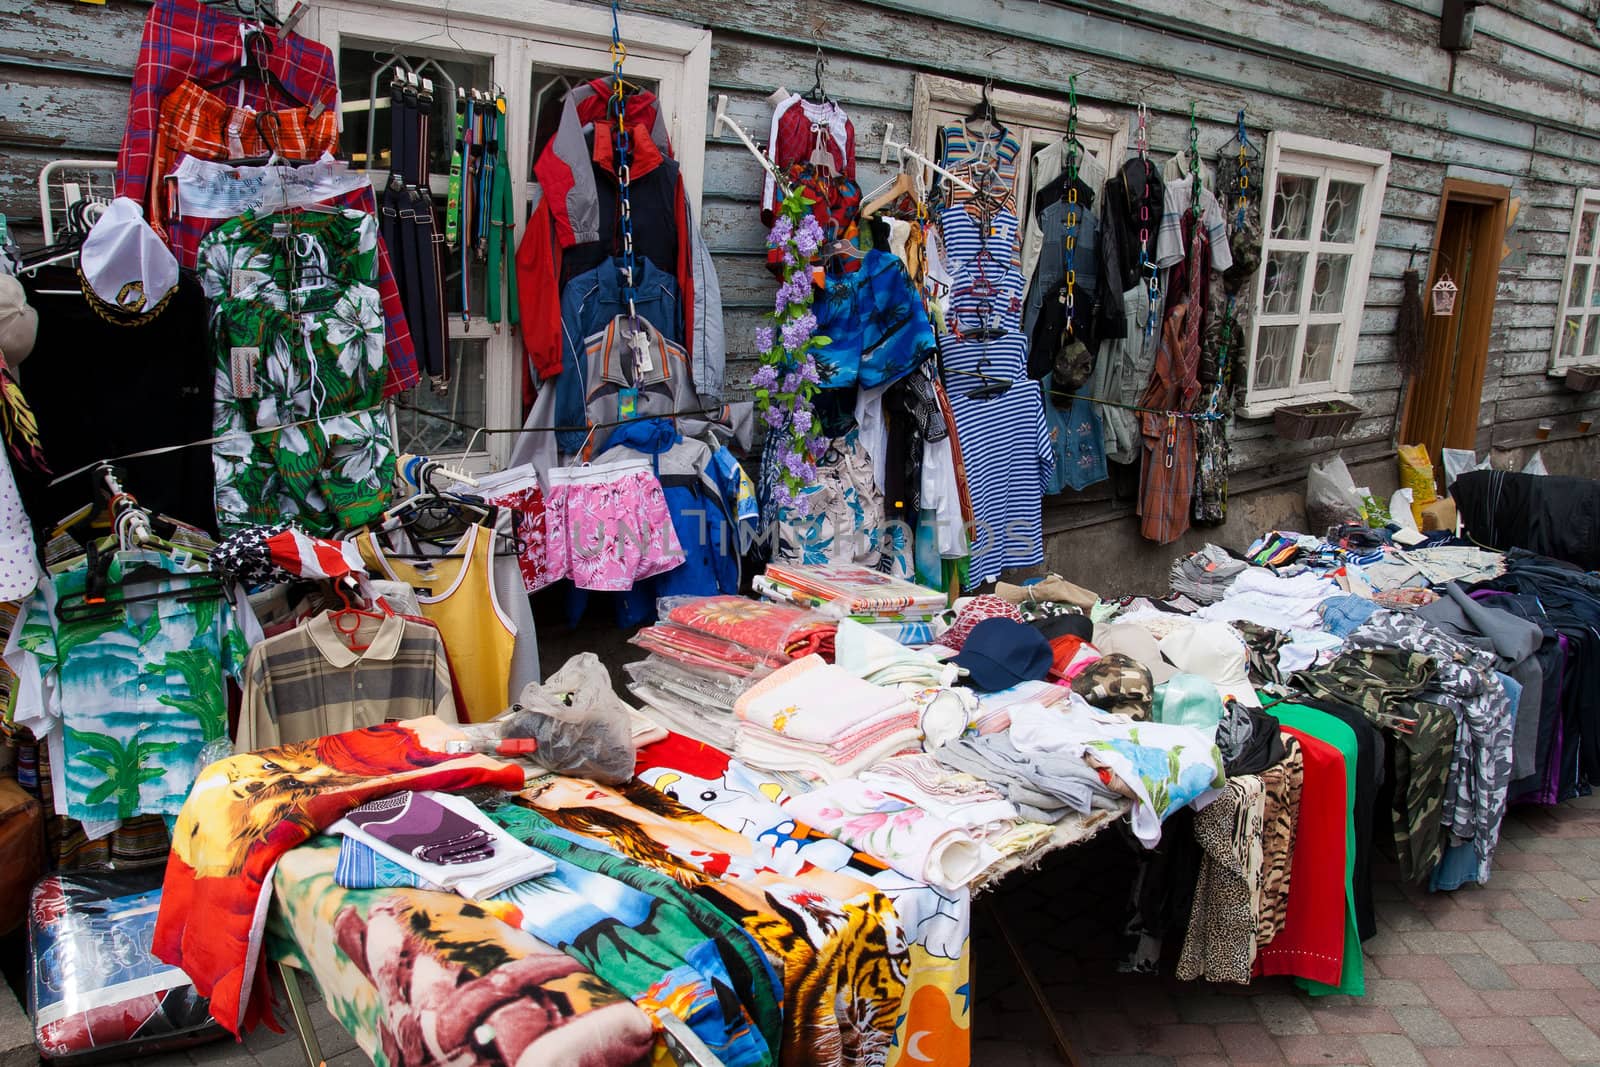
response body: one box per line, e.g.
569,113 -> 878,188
517,79 -> 724,406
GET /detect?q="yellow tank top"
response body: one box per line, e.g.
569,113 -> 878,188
357,524 -> 515,723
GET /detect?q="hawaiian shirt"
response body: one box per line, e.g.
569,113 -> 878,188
5,551 -> 246,824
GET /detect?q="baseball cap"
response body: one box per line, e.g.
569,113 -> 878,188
0,275 -> 37,367
1032,612 -> 1094,642
952,618 -> 1053,693
1091,622 -> 1179,685
1071,653 -> 1154,718
1159,621 -> 1262,709
1153,673 -> 1226,732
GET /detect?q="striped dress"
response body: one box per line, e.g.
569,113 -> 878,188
936,206 -> 1052,587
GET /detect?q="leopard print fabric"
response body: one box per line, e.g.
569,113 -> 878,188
1256,734 -> 1303,948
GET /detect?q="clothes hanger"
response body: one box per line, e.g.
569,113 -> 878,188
326,583 -> 393,652
198,0 -> 282,28
965,78 -> 1001,139
204,28 -> 309,108
804,48 -> 830,105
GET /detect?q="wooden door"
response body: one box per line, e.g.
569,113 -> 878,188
1400,180 -> 1510,471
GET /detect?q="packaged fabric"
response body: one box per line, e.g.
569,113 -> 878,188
661,594 -> 838,659
763,562 -> 947,618
30,869 -> 221,1061
630,623 -> 789,677
784,779 -> 989,891
1396,443 -> 1438,522
331,790 -> 554,899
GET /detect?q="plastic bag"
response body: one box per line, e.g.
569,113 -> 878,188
1397,444 -> 1439,505
1389,488 -> 1419,531
1307,454 -> 1364,532
29,869 -> 222,1062
1523,451 -> 1548,475
1441,447 -> 1491,490
498,653 -> 637,784
1357,490 -> 1392,528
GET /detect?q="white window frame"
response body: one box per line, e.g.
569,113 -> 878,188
910,74 -> 1127,218
1549,187 -> 1600,373
1241,132 -> 1389,418
296,0 -> 711,469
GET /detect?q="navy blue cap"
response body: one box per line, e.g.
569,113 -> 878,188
953,618 -> 1054,692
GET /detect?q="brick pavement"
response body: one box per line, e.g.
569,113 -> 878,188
126,793 -> 1600,1067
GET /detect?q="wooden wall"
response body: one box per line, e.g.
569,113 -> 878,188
4,0 -> 1599,542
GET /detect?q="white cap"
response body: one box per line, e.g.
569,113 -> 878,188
79,198 -> 178,315
0,274 -> 37,367
1159,621 -> 1262,709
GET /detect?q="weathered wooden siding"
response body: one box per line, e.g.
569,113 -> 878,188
3,0 -> 1599,543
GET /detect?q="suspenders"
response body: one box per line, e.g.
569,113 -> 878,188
380,70 -> 450,389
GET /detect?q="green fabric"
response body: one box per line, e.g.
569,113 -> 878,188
207,269 -> 395,535
486,97 -> 519,327
1271,699 -> 1364,997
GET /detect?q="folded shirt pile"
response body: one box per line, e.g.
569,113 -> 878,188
1168,544 -> 1257,606
858,753 -> 1019,839
1196,568 -> 1341,632
969,679 -> 1073,734
734,656 -> 921,781
330,790 -> 554,899
934,725 -> 1125,824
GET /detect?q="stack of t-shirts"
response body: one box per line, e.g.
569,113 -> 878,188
934,723 -> 1126,823
734,656 -> 920,781
661,594 -> 838,660
1196,569 -> 1341,632
753,576 -> 947,645
858,753 -> 1019,839
784,778 -> 993,892
330,790 -> 554,899
759,563 -> 946,621
623,656 -> 748,750
1169,544 -> 1258,605
969,678 -> 1074,734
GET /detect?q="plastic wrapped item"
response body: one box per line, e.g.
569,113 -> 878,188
1306,454 -> 1364,532
29,869 -> 222,1062
496,653 -> 637,785
1441,447 -> 1491,491
624,656 -> 750,713
657,594 -> 838,660
630,623 -> 789,678
1389,488 -> 1419,531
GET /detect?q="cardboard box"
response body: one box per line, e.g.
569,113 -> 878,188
1419,497 -> 1458,532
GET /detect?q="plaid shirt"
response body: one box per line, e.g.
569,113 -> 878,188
117,0 -> 418,393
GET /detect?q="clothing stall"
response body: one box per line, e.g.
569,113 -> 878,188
0,1 -> 1596,1067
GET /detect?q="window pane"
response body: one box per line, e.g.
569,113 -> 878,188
1561,316 -> 1583,360
1271,174 -> 1315,240
1263,251 -> 1306,314
339,46 -> 493,177
1581,210 -> 1600,258
1254,325 -> 1296,391
1300,323 -> 1340,385
1320,181 -> 1363,244
1585,318 -> 1600,359
392,340 -> 489,456
1311,254 -> 1352,313
1570,263 -> 1591,311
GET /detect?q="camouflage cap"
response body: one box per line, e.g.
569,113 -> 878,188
1071,654 -> 1155,718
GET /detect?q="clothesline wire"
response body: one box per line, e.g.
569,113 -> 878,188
45,399 -> 741,487
942,366 -> 1227,421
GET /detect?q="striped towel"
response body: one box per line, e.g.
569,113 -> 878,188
333,836 -> 440,891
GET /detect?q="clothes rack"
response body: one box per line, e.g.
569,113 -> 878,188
713,95 -> 791,195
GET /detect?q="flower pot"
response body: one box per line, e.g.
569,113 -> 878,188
1272,399 -> 1363,441
1565,365 -> 1600,392
1580,417 -> 1594,434
1536,421 -> 1553,441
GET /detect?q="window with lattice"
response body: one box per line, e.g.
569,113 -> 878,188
1242,132 -> 1389,416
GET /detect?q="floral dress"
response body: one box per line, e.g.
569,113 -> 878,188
198,209 -> 396,534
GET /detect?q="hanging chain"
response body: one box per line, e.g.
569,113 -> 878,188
1235,109 -> 1250,229
1059,74 -> 1080,336
1136,103 -> 1159,337
610,0 -> 638,323
1188,101 -> 1201,206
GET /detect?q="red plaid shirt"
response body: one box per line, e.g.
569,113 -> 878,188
117,0 -> 419,394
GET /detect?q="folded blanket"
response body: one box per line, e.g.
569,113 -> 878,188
784,779 -> 992,891
152,718 -> 524,1035
331,790 -> 554,899
739,662 -> 909,745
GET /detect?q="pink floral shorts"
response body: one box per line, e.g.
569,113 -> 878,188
544,459 -> 684,591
